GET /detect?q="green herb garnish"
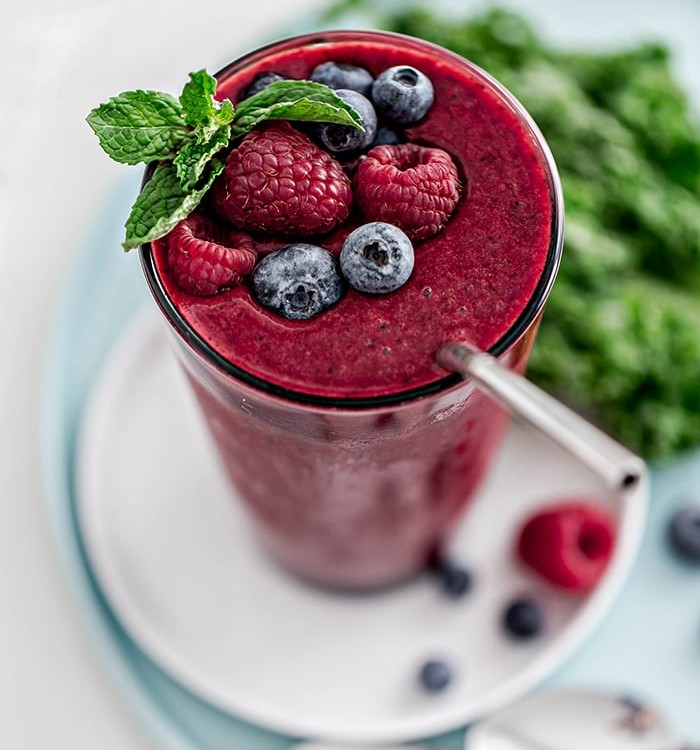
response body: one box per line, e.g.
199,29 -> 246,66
87,71 -> 363,250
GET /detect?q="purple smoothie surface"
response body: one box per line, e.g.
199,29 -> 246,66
151,34 -> 554,400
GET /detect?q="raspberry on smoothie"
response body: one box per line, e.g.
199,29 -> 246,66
210,121 -> 354,236
353,143 -> 460,241
166,213 -> 256,296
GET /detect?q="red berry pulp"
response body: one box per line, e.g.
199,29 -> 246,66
150,34 -> 554,400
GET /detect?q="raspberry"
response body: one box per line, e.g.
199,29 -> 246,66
166,213 -> 256,296
211,122 -> 353,236
353,144 -> 460,241
517,501 -> 617,593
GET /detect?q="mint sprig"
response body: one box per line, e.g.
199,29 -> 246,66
87,70 -> 362,251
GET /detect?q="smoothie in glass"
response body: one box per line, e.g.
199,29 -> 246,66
140,30 -> 563,588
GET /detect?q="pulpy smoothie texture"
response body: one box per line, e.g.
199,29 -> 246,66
149,34 -> 553,400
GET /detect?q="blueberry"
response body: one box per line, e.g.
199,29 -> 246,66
372,65 -> 434,125
669,506 -> 700,563
503,599 -> 543,639
251,244 -> 344,320
311,61 -> 374,96
314,89 -> 377,153
370,125 -> 403,148
431,557 -> 473,599
240,71 -> 287,100
418,659 -> 453,693
340,222 -> 414,294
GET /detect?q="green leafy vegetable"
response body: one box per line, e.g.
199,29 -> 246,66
87,71 -> 362,251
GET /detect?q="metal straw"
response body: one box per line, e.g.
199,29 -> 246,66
437,342 -> 646,492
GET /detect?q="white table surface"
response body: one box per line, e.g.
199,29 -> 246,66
0,2 -> 326,747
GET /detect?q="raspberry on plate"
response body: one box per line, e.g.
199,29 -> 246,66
353,143 -> 460,241
165,213 -> 256,297
211,122 -> 353,237
516,501 -> 617,593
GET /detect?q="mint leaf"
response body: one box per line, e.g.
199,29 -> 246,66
87,91 -> 189,165
123,160 -> 224,250
180,70 -> 217,126
93,75 -> 366,251
180,69 -> 235,139
173,126 -> 230,191
231,79 -> 363,138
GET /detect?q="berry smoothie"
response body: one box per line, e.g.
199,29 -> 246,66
141,31 -> 562,588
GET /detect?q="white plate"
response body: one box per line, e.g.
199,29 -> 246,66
76,310 -> 647,744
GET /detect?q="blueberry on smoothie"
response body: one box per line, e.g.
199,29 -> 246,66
314,89 -> 377,153
669,506 -> 700,563
240,71 -> 287,99
371,125 -> 404,147
372,65 -> 434,125
419,659 -> 453,693
311,61 -> 374,96
251,244 -> 344,320
340,222 -> 414,294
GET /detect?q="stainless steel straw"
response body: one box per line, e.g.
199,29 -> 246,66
438,342 -> 646,492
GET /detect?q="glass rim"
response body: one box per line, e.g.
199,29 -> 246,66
139,28 -> 565,410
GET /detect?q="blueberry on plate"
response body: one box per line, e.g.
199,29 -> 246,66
311,61 -> 374,96
314,89 -> 377,153
418,659 -> 453,693
340,222 -> 414,294
240,71 -> 287,100
431,556 -> 473,599
503,598 -> 543,639
668,506 -> 700,563
371,65 -> 434,125
251,244 -> 344,320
